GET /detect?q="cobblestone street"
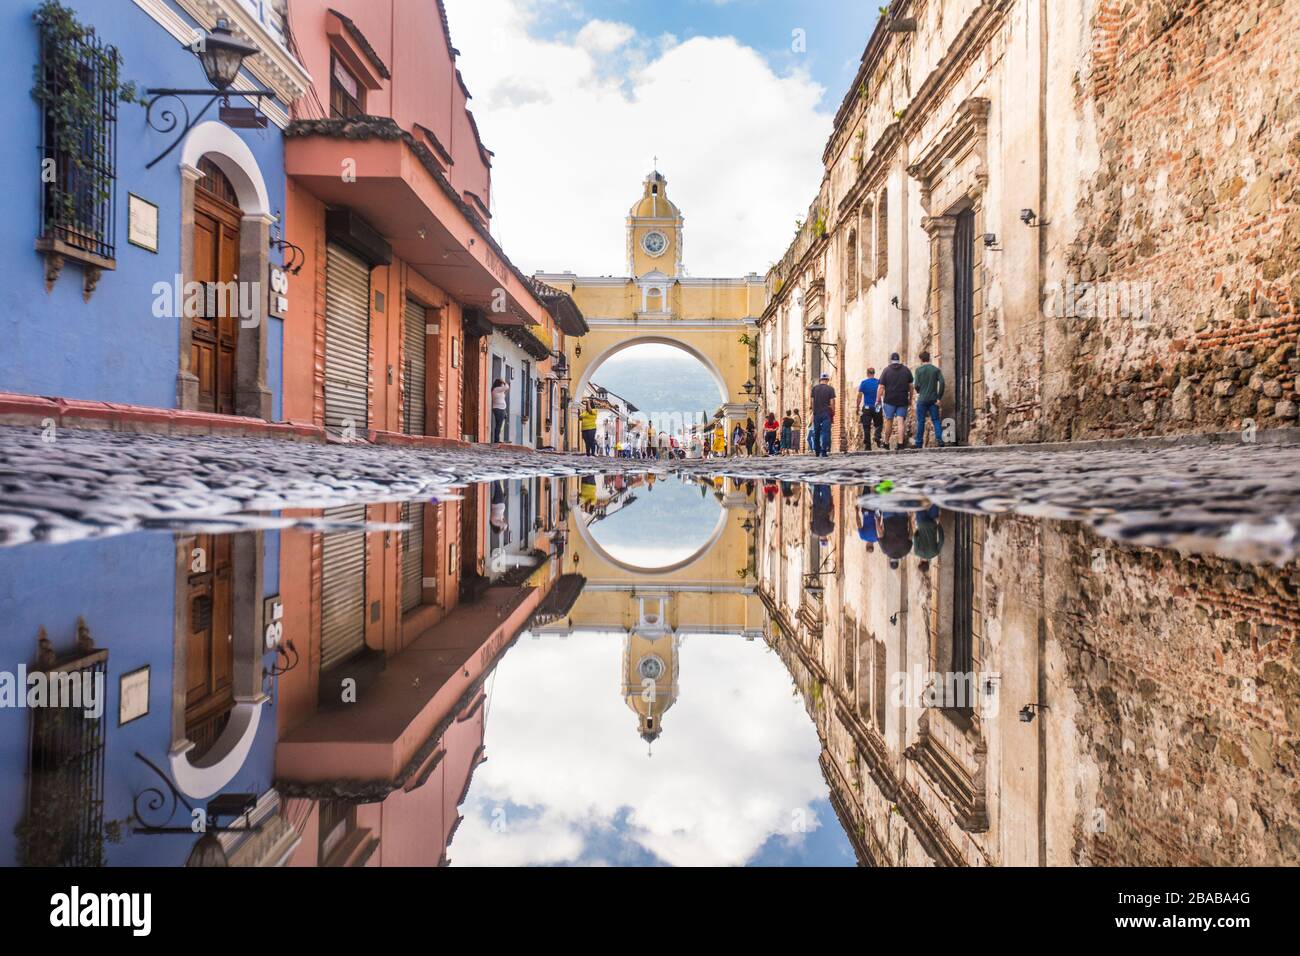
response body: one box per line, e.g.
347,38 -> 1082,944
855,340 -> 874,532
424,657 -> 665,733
3,424 -> 1299,564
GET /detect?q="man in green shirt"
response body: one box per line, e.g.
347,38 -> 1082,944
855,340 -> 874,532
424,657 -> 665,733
913,351 -> 946,449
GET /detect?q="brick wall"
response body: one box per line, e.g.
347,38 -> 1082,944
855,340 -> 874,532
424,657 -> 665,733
1051,527 -> 1300,864
1057,0 -> 1300,440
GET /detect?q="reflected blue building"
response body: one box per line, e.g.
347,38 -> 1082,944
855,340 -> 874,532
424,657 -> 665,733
0,0 -> 311,867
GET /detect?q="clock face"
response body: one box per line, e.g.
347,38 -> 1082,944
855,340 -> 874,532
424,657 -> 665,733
638,656 -> 665,680
642,231 -> 668,257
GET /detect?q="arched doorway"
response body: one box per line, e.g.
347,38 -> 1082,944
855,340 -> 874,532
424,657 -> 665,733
169,530 -> 267,799
572,336 -> 728,407
177,121 -> 274,420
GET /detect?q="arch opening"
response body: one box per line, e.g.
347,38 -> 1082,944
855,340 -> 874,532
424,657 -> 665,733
575,337 -> 729,410
573,478 -> 726,575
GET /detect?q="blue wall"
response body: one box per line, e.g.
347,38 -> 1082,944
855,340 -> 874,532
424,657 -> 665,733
0,530 -> 280,866
0,0 -> 288,413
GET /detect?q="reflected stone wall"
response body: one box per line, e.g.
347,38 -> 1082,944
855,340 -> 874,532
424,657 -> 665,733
756,487 -> 1300,866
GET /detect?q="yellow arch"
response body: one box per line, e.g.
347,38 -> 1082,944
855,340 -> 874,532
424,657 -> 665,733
572,335 -> 730,407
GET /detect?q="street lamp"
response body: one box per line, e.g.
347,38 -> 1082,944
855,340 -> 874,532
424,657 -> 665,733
803,319 -> 837,368
142,19 -> 276,168
196,19 -> 259,91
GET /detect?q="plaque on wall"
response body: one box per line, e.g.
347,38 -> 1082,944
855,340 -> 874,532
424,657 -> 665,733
119,665 -> 150,725
127,194 -> 159,253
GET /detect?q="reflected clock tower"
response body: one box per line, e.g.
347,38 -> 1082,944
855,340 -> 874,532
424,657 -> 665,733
621,594 -> 680,747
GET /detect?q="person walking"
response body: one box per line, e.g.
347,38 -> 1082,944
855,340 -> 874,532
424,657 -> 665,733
745,418 -> 757,456
579,402 -> 599,456
790,408 -> 803,454
731,421 -> 746,457
491,378 -> 509,443
876,510 -> 914,570
712,421 -> 728,457
780,410 -> 794,455
912,504 -> 945,573
877,353 -> 913,451
913,351 -> 946,449
763,412 -> 780,455
857,366 -> 884,451
811,372 -> 836,458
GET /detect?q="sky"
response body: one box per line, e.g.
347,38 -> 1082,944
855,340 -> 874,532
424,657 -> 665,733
443,0 -> 880,277
452,631 -> 855,866
587,476 -> 723,568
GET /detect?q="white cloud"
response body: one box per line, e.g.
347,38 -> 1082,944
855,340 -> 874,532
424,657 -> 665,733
574,18 -> 636,53
444,0 -> 830,277
450,632 -> 835,866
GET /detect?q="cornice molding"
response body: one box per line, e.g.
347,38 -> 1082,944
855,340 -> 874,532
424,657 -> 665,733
133,0 -> 312,126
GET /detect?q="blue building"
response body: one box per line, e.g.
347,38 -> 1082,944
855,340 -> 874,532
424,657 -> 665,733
0,0 -> 310,866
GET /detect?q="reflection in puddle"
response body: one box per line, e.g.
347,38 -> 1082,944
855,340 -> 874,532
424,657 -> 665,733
0,473 -> 1296,866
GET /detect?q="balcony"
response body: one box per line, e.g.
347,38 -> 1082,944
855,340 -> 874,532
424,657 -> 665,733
285,116 -> 547,328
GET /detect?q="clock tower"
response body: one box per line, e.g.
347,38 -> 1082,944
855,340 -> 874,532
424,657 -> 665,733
627,170 -> 684,279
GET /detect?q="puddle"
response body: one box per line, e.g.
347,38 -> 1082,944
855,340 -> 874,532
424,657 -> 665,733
1,469 -> 1296,866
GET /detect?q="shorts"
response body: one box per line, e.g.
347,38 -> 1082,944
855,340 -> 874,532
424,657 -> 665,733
882,403 -> 908,419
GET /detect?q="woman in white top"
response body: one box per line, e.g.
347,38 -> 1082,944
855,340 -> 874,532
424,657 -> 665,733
491,379 -> 509,443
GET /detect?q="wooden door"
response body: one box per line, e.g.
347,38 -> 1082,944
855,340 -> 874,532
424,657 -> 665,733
185,534 -> 235,754
192,163 -> 242,415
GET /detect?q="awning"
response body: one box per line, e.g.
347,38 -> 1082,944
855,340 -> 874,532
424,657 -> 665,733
529,574 -> 587,626
275,583 -> 541,787
285,117 -> 547,328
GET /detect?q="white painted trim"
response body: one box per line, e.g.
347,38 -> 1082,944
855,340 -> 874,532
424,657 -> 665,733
180,120 -> 272,216
169,697 -> 266,798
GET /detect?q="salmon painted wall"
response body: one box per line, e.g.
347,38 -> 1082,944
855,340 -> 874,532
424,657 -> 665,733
276,499 -> 469,737
282,179 -> 323,425
283,187 -> 469,438
287,0 -> 491,210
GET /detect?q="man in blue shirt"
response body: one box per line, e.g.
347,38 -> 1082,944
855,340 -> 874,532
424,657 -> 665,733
856,367 -> 883,451
857,504 -> 880,553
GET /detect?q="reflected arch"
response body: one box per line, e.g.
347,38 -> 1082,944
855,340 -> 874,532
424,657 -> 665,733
571,497 -> 728,576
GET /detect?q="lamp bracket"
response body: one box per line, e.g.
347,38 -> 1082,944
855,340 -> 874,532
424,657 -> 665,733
142,88 -> 276,169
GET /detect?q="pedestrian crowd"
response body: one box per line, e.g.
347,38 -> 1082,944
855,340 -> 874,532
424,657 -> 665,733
570,351 -> 949,459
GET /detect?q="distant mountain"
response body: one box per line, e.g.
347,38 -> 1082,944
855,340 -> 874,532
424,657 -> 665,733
592,354 -> 725,417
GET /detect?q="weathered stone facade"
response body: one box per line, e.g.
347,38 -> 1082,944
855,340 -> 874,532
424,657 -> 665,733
759,0 -> 1300,448
756,487 -> 1300,865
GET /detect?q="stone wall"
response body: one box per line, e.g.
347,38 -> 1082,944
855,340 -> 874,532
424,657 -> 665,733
762,0 -> 1300,445
756,481 -> 1300,865
1048,527 -> 1300,865
1053,0 -> 1300,439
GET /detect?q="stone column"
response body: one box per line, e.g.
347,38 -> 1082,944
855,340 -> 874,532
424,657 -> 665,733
176,163 -> 203,411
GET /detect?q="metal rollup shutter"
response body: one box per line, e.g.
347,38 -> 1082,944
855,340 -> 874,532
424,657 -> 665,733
403,298 -> 427,436
401,502 -> 425,613
324,244 -> 371,436
320,505 -> 367,671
